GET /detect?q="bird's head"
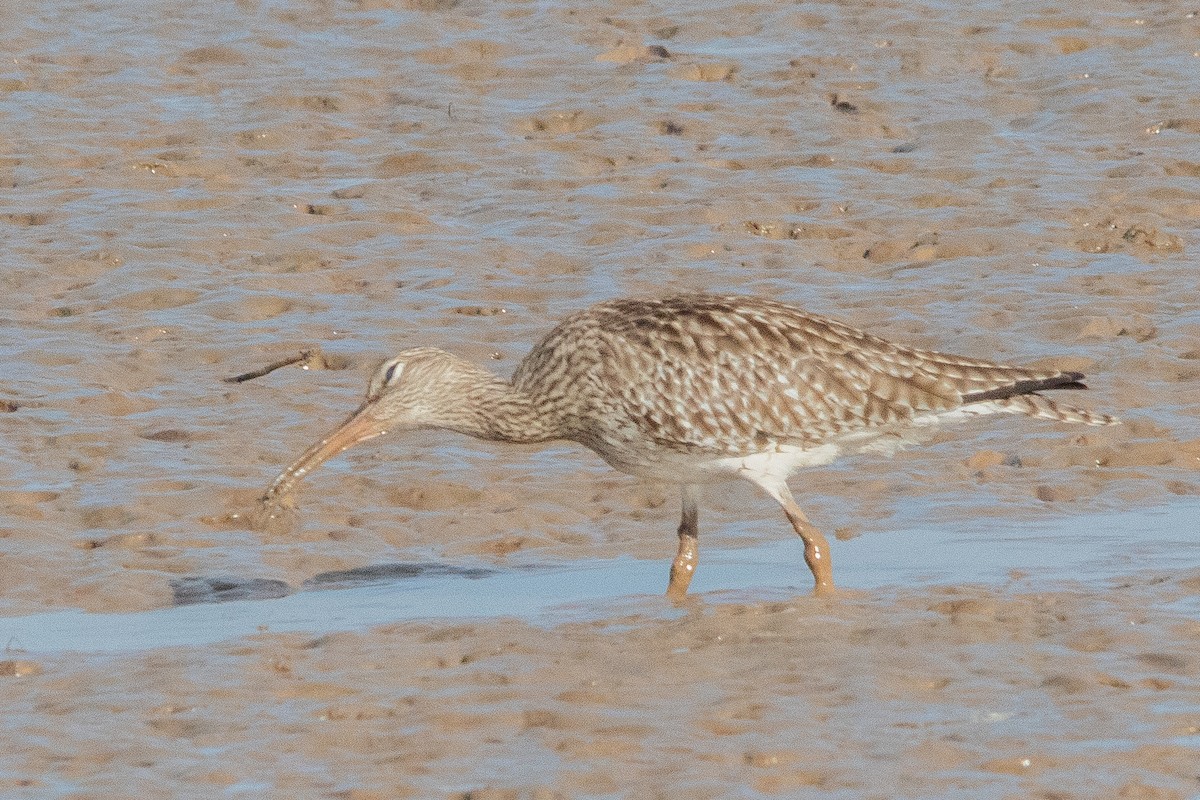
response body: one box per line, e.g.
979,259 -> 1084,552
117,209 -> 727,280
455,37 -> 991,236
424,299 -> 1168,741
363,346 -> 490,420
260,347 -> 494,502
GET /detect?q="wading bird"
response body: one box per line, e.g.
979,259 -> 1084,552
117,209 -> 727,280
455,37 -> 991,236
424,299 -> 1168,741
255,294 -> 1116,598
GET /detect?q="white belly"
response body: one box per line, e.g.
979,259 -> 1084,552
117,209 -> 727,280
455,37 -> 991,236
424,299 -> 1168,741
694,444 -> 843,484
595,441 -> 845,485
587,402 -> 1010,486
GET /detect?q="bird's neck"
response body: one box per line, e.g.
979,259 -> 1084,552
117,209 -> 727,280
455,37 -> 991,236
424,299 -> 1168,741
438,370 -> 561,444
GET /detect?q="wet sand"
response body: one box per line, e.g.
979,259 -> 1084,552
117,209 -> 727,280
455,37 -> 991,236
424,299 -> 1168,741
5,575 -> 1200,799
2,0 -> 1199,796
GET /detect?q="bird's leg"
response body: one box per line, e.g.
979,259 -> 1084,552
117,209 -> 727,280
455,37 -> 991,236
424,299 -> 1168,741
666,484 -> 700,600
781,498 -> 834,594
751,477 -> 835,594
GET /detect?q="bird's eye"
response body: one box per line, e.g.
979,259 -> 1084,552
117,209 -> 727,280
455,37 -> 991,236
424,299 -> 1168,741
383,362 -> 404,385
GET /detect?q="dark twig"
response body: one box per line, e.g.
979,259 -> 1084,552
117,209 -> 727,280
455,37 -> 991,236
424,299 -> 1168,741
224,349 -> 323,383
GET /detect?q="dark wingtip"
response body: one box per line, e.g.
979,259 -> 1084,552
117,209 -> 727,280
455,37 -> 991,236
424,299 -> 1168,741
962,372 -> 1089,404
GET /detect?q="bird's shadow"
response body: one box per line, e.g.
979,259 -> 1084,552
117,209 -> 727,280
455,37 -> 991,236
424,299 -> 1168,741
170,562 -> 498,607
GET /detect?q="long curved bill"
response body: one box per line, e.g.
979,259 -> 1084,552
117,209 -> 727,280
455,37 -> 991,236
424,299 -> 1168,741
262,400 -> 390,501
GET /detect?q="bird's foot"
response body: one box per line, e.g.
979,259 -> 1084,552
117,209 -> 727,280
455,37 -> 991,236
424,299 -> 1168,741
811,583 -> 866,601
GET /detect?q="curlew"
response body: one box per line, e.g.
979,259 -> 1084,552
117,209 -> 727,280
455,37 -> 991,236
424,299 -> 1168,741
255,294 -> 1116,598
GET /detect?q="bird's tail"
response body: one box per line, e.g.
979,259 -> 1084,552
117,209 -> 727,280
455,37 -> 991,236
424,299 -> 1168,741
993,394 -> 1118,426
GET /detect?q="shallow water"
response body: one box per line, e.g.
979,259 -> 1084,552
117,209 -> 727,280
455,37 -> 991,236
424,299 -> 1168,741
2,0 -> 1199,796
6,497 -> 1199,655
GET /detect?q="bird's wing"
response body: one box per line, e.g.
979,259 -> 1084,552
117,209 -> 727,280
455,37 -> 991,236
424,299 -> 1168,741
588,295 -> 1076,455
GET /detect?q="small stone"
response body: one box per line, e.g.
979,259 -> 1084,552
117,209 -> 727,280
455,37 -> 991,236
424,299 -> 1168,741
1035,484 -> 1078,502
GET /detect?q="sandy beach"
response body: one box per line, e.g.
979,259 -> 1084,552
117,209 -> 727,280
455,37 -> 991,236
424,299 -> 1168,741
1,0 -> 1198,796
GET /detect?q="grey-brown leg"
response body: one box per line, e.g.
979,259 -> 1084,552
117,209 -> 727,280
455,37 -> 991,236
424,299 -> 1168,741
666,484 -> 700,600
778,495 -> 834,593
748,476 -> 835,594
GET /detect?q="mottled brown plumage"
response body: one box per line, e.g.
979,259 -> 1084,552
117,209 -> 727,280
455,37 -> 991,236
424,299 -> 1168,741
257,294 -> 1117,597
